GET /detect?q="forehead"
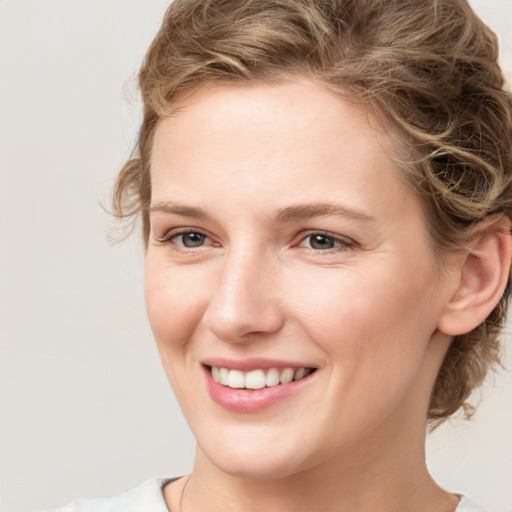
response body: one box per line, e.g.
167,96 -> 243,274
150,80 -> 400,185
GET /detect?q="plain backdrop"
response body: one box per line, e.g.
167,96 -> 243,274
1,1 -> 511,511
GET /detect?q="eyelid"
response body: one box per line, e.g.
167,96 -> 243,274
296,230 -> 356,250
153,226 -> 355,252
154,227 -> 216,246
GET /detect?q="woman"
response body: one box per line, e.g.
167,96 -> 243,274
50,0 -> 512,510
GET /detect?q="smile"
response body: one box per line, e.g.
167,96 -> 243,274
203,359 -> 318,412
209,366 -> 315,390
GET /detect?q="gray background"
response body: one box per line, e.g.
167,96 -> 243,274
0,1 -> 511,511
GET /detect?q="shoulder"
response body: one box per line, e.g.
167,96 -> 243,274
455,495 -> 496,512
42,477 -> 175,512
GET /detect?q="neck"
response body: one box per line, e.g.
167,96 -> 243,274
177,420 -> 456,512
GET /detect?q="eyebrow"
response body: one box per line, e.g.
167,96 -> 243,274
274,203 -> 375,223
149,201 -> 211,220
149,201 -> 375,223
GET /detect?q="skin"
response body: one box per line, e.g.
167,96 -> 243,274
145,81 -> 468,512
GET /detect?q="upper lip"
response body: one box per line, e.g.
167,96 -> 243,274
202,358 -> 317,372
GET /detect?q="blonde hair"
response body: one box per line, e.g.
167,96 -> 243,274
113,0 -> 512,423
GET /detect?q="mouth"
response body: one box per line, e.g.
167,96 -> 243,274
202,361 -> 318,412
207,365 -> 316,390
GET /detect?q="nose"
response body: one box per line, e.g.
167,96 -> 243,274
202,249 -> 285,343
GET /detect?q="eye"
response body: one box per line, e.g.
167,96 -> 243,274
299,232 -> 352,251
156,228 -> 215,249
175,231 -> 207,248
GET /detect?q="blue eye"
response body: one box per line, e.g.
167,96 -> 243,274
301,233 -> 351,251
175,232 -> 207,247
307,234 -> 337,250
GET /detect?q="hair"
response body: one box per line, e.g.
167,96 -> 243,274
112,0 -> 512,424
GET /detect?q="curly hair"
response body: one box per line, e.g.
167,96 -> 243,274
112,0 -> 512,423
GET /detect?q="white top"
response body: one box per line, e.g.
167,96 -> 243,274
44,478 -> 494,512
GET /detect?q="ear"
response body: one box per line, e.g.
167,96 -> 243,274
437,216 -> 512,336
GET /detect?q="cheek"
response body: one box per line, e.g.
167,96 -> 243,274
283,266 -> 441,435
284,261 -> 439,363
144,259 -> 214,406
144,259 -> 209,349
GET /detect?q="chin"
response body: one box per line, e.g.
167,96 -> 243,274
197,431 -> 320,481
210,453 -> 307,480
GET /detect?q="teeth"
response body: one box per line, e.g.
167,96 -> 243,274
280,368 -> 294,384
228,370 -> 245,389
220,367 -> 229,386
294,367 -> 306,381
245,369 -> 266,389
210,366 -> 312,389
265,368 -> 280,387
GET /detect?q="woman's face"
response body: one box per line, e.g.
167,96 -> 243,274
145,81 -> 455,478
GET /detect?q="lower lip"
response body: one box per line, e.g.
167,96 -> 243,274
204,366 -> 316,413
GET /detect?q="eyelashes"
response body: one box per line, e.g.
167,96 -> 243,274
298,232 -> 354,251
172,231 -> 209,248
155,228 -> 216,249
155,227 -> 356,254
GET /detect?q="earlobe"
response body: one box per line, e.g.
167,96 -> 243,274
437,216 -> 512,336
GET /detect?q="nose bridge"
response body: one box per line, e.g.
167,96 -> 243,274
203,241 -> 283,341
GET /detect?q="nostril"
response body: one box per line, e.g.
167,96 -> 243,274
203,307 -> 285,342
202,266 -> 285,341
